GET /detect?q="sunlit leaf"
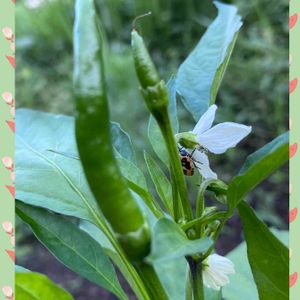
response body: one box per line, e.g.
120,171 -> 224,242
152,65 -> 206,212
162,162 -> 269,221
16,272 -> 74,300
176,2 -> 242,120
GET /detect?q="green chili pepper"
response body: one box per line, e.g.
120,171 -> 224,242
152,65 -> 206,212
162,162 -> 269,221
74,0 -> 150,261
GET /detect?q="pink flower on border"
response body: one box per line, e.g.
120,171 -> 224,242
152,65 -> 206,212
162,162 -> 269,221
2,156 -> 14,170
2,27 -> 14,40
2,92 -> 14,106
2,286 -> 14,299
2,221 -> 13,235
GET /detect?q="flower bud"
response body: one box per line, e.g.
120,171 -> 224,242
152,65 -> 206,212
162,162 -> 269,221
175,132 -> 199,149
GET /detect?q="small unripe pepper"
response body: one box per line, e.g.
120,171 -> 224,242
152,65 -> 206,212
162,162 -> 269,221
131,16 -> 169,118
74,0 -> 150,261
131,15 -> 193,222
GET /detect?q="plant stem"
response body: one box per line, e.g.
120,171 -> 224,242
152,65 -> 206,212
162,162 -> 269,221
156,107 -> 193,222
196,179 -> 217,236
135,262 -> 168,300
202,213 -> 230,260
181,212 -> 227,232
187,257 -> 205,300
95,217 -> 151,300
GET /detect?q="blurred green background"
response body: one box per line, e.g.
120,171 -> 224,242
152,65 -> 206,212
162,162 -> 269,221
16,0 -> 288,299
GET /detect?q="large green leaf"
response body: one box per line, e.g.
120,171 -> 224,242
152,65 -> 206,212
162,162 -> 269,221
176,2 -> 242,120
237,201 -> 288,300
16,109 -> 100,224
223,229 -> 288,300
16,201 -> 128,300
16,109 -> 147,223
147,218 -> 212,263
228,132 -> 289,211
144,151 -> 173,214
148,76 -> 179,166
16,272 -> 74,300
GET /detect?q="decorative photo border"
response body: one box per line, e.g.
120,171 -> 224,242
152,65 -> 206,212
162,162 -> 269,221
0,0 -> 297,299
0,0 -> 15,299
290,0 -> 299,297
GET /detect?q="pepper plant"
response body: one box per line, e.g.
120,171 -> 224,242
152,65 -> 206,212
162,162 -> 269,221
16,1 -> 288,299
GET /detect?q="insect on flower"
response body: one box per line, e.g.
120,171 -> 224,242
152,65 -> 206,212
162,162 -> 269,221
179,146 -> 206,176
176,105 -> 252,179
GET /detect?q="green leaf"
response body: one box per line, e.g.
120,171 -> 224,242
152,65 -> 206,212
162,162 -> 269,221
116,156 -> 163,217
79,220 -> 145,300
117,156 -> 148,191
210,32 -> 239,104
16,272 -> 74,300
111,121 -> 136,163
147,218 -> 212,263
237,201 -> 288,300
144,151 -> 173,214
176,2 -> 242,120
44,147 -> 162,218
228,132 -> 289,210
16,109 -> 101,224
16,201 -> 128,300
81,219 -> 188,300
223,229 -> 288,300
148,75 -> 178,166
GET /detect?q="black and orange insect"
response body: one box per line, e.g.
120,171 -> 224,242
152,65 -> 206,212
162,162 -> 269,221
179,147 -> 196,176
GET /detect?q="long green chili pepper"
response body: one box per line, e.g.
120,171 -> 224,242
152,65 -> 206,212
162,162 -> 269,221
131,16 -> 193,222
74,0 -> 150,262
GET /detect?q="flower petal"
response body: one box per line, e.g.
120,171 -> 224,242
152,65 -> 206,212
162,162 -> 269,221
192,104 -> 217,135
197,122 -> 252,154
209,254 -> 235,274
190,150 -> 217,179
203,269 -> 221,291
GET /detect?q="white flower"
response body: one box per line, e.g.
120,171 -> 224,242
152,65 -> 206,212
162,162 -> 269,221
176,104 -> 252,179
202,254 -> 235,291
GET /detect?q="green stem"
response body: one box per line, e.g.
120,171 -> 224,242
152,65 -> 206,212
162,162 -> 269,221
95,217 -> 151,300
182,212 -> 227,232
185,271 -> 193,300
135,262 -> 168,300
187,257 -> 204,300
196,179 -> 217,235
157,107 -> 193,222
202,213 -> 230,260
